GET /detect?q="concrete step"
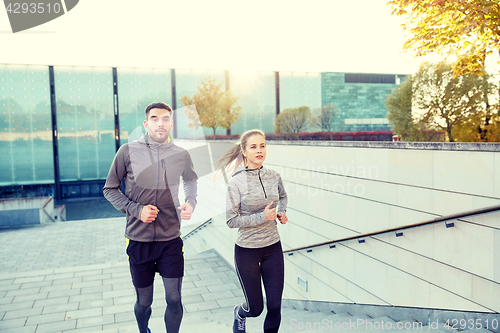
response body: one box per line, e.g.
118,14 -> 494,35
131,307 -> 496,333
278,308 -> 454,333
280,302 -> 497,333
180,320 -> 226,333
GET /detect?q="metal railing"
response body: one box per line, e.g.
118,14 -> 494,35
182,218 -> 213,240
41,196 -> 56,223
283,204 -> 500,254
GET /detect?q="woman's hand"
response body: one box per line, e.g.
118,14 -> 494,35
277,212 -> 288,224
264,201 -> 277,221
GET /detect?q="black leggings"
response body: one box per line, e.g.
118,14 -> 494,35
235,241 -> 284,333
134,277 -> 183,333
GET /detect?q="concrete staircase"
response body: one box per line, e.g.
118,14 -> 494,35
174,304 -> 493,333
175,247 -> 496,333
0,196 -> 65,227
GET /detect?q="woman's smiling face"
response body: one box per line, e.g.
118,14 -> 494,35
242,134 -> 266,169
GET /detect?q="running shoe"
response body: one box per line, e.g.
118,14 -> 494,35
233,305 -> 246,333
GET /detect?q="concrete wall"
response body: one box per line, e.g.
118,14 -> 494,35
0,196 -> 55,227
182,140 -> 500,314
0,209 -> 40,227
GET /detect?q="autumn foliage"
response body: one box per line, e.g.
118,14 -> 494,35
388,0 -> 500,75
180,77 -> 242,139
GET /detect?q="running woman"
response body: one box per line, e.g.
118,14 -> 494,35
217,129 -> 288,333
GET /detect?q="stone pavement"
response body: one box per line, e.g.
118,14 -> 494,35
1,218 -> 490,333
0,218 -> 245,333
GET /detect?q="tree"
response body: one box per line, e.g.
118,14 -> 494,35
388,0 -> 500,76
412,62 -> 484,142
452,75 -> 500,142
274,106 -> 311,139
180,77 -> 242,139
482,114 -> 500,142
387,63 -> 500,142
386,76 -> 444,141
478,75 -> 500,141
310,105 -> 338,137
386,76 -> 416,139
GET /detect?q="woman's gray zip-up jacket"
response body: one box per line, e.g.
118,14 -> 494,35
103,134 -> 197,242
226,166 -> 288,248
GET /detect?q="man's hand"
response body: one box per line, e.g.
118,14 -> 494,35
140,205 -> 159,223
277,212 -> 288,224
178,202 -> 193,220
264,201 -> 277,221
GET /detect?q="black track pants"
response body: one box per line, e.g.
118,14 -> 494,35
235,241 -> 284,333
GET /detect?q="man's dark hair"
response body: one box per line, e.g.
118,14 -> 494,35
145,102 -> 173,119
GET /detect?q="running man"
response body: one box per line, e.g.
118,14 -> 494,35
104,102 -> 197,333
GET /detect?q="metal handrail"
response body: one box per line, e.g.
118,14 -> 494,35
42,197 -> 56,222
182,218 -> 213,240
41,208 -> 56,222
282,204 -> 500,254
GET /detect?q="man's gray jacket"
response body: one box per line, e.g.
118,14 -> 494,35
103,135 -> 197,242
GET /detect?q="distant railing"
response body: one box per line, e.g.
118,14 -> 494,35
54,204 -> 66,222
283,204 -> 500,254
41,196 -> 56,223
183,131 -> 395,142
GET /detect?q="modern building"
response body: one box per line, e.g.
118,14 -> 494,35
322,72 -> 406,132
0,64 -> 406,199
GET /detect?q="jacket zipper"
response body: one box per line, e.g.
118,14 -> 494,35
153,146 -> 160,242
162,160 -> 166,182
258,169 -> 267,198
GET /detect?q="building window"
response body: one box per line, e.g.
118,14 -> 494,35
345,73 -> 396,84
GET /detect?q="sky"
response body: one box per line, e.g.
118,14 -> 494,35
0,0 -> 490,75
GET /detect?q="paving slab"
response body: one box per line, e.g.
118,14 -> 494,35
1,215 -> 460,333
0,218 -> 245,332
